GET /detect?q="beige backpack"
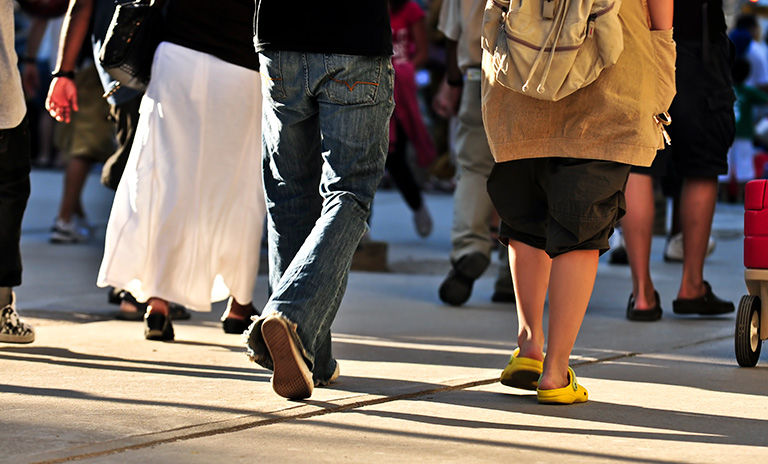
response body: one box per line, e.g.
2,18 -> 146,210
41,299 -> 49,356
482,0 -> 624,101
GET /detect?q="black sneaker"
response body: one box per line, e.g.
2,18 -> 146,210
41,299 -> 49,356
438,252 -> 490,306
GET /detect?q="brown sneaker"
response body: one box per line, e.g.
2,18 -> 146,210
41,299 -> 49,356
261,315 -> 313,399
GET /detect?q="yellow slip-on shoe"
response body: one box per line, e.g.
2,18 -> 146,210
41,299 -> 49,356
537,367 -> 588,404
499,348 -> 544,391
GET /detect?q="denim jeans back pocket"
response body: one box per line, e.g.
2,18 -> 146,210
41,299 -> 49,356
259,51 -> 287,100
323,55 -> 384,105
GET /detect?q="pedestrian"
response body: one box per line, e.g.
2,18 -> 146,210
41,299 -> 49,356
387,0 -> 435,238
245,0 -> 395,400
434,0 -> 515,307
483,0 -> 675,403
91,0 -> 266,340
1,0 -> 36,344
622,0 -> 736,322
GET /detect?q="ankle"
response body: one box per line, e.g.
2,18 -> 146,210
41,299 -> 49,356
227,299 -> 254,320
147,298 -> 169,315
517,338 -> 544,362
538,369 -> 570,390
0,287 -> 11,307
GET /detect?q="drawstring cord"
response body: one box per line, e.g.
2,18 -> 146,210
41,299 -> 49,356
521,0 -> 571,94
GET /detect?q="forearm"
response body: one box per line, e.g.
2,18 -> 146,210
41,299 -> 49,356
444,39 -> 462,85
53,0 -> 95,73
647,0 -> 673,30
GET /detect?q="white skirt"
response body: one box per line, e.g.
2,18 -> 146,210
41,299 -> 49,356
97,42 -> 265,311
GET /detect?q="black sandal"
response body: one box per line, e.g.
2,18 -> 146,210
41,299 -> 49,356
626,291 -> 662,322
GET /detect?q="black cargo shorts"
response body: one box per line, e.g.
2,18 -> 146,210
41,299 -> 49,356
487,157 -> 631,258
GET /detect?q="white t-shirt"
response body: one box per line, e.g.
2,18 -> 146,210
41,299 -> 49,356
745,40 -> 768,88
437,0 -> 485,72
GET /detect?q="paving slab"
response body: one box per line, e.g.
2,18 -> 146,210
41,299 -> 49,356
2,169 -> 764,464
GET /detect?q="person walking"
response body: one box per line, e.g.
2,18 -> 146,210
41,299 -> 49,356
483,0 -> 675,403
622,0 -> 736,322
245,0 -> 395,400
78,0 -> 265,340
434,0 -> 515,307
1,0 -> 36,344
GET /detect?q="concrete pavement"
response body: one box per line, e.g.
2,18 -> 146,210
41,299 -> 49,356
2,169 -> 766,464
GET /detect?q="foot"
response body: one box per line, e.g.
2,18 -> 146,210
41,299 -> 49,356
500,348 -> 543,390
144,298 -> 174,341
221,298 -> 258,334
314,361 -> 340,387
116,292 -> 147,321
608,228 -> 628,265
537,367 -> 588,404
672,281 -> 734,315
413,204 -> 433,238
663,233 -> 716,262
50,217 -> 90,244
0,293 -> 35,344
626,291 -> 662,321
261,315 -> 313,399
438,252 -> 490,306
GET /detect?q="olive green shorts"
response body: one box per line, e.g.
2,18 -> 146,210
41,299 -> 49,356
56,63 -> 115,163
487,157 -> 631,258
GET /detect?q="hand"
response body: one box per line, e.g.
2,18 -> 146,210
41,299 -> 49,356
432,79 -> 462,119
45,76 -> 78,123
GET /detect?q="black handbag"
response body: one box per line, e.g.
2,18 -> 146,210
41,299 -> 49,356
99,0 -> 164,93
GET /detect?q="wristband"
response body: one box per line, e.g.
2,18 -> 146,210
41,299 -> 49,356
52,70 -> 76,79
20,54 -> 37,64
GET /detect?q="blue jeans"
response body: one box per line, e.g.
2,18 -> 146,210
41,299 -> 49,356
246,51 -> 394,383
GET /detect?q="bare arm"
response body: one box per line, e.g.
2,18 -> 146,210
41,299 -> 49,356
647,0 -> 673,30
21,17 -> 48,97
432,39 -> 462,118
410,16 -> 430,68
45,0 -> 95,123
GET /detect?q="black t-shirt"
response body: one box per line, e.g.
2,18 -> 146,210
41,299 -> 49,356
164,0 -> 259,71
254,0 -> 393,56
673,0 -> 727,42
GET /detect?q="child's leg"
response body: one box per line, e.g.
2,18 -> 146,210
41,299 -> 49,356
541,248 -> 600,390
508,240 -> 549,362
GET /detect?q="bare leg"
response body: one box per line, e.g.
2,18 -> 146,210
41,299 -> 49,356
57,157 -> 91,222
508,241 -> 550,363
677,177 -> 717,299
540,248 -> 599,390
622,173 -> 658,310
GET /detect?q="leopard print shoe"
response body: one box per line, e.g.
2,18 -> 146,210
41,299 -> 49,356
0,292 -> 35,344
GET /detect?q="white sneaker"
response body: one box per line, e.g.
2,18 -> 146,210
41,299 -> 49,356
663,232 -> 716,262
50,217 -> 91,244
413,204 -> 433,238
0,292 -> 35,344
608,228 -> 628,264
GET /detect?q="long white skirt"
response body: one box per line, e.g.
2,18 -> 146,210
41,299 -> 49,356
97,42 -> 265,311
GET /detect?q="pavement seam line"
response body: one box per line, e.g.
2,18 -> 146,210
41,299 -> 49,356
25,347 -> 710,464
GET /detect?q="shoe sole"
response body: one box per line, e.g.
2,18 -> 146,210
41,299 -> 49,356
0,333 -> 35,344
500,370 -> 540,390
261,317 -> 313,399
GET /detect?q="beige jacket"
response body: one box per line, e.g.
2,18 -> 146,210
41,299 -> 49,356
481,0 -> 676,167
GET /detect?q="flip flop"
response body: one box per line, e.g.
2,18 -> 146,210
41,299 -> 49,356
500,348 -> 544,391
537,367 -> 588,404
